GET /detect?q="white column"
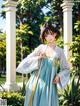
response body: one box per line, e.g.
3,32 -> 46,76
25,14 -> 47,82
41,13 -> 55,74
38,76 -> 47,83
4,0 -> 19,91
61,0 -> 73,59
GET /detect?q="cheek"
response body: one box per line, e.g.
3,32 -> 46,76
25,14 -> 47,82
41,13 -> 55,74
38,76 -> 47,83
45,34 -> 56,41
48,36 -> 55,40
45,37 -> 50,41
45,36 -> 49,40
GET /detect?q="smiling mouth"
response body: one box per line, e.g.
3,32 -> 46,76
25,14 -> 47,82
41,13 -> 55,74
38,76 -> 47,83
49,39 -> 54,42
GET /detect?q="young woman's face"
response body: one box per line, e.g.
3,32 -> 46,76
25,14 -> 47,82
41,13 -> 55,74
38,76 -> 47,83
45,33 -> 56,44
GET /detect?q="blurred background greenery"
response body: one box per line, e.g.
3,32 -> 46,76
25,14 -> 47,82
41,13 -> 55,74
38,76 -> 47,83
0,0 -> 80,106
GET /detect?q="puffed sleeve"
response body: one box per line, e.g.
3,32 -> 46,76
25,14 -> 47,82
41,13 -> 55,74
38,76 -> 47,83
57,49 -> 70,89
16,44 -> 43,74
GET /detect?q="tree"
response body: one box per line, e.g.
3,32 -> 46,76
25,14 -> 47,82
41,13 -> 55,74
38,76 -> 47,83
1,0 -> 51,49
0,33 -> 6,76
73,2 -> 80,35
16,0 -> 48,49
58,20 -> 80,106
50,0 -> 63,31
16,23 -> 33,65
16,23 -> 33,81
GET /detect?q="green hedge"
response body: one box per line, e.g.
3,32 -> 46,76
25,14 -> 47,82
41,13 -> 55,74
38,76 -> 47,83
58,35 -> 80,106
0,92 -> 25,106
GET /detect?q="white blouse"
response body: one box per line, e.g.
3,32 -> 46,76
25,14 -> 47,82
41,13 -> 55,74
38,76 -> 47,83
16,44 -> 70,89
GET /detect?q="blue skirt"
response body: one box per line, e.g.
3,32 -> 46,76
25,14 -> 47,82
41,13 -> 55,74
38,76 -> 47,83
24,58 -> 59,106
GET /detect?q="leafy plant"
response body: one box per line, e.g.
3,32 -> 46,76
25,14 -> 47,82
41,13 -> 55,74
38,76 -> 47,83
56,36 -> 63,48
0,33 -> 6,76
58,72 -> 80,106
0,92 -> 25,106
58,35 -> 80,106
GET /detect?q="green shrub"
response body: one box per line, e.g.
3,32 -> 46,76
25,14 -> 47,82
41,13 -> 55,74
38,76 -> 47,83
58,35 -> 80,106
57,36 -> 63,48
58,73 -> 80,106
70,35 -> 80,72
0,92 -> 25,106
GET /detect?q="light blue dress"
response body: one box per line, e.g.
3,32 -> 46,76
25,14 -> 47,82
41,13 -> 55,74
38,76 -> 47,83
16,44 -> 70,106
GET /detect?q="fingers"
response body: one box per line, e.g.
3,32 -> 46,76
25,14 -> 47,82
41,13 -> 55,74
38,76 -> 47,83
38,52 -> 46,59
53,76 -> 60,84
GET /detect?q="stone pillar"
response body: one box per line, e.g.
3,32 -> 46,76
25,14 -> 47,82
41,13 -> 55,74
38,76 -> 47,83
4,0 -> 19,91
61,0 -> 73,59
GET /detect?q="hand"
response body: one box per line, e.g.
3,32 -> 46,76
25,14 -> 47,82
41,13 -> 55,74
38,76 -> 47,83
38,52 -> 46,59
52,76 -> 60,84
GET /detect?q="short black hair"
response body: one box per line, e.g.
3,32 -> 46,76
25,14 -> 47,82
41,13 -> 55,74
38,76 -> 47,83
40,22 -> 60,43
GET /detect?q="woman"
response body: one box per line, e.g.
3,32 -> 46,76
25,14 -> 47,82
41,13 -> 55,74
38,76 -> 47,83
16,22 -> 70,106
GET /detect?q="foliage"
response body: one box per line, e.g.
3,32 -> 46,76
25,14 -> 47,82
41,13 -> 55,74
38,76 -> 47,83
1,0 -> 80,36
50,0 -> 63,30
56,36 -> 63,48
73,2 -> 80,35
16,0 -> 49,49
74,21 -> 80,35
58,72 -> 80,106
58,22 -> 80,106
58,35 -> 80,106
0,33 -> 6,75
48,0 -> 80,36
0,92 -> 25,106
16,24 -> 32,66
70,35 -> 80,72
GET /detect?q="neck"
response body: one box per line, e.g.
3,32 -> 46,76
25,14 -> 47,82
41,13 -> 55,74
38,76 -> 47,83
48,41 -> 56,46
48,42 -> 56,49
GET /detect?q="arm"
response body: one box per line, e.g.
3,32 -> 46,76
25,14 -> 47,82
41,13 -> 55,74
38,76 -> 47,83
57,49 -> 70,89
53,49 -> 70,88
16,44 -> 43,74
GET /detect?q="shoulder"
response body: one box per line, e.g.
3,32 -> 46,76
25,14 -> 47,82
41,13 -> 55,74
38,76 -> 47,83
34,44 -> 45,52
38,44 -> 44,48
55,46 -> 64,53
55,46 -> 64,58
36,44 -> 44,50
37,44 -> 46,50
